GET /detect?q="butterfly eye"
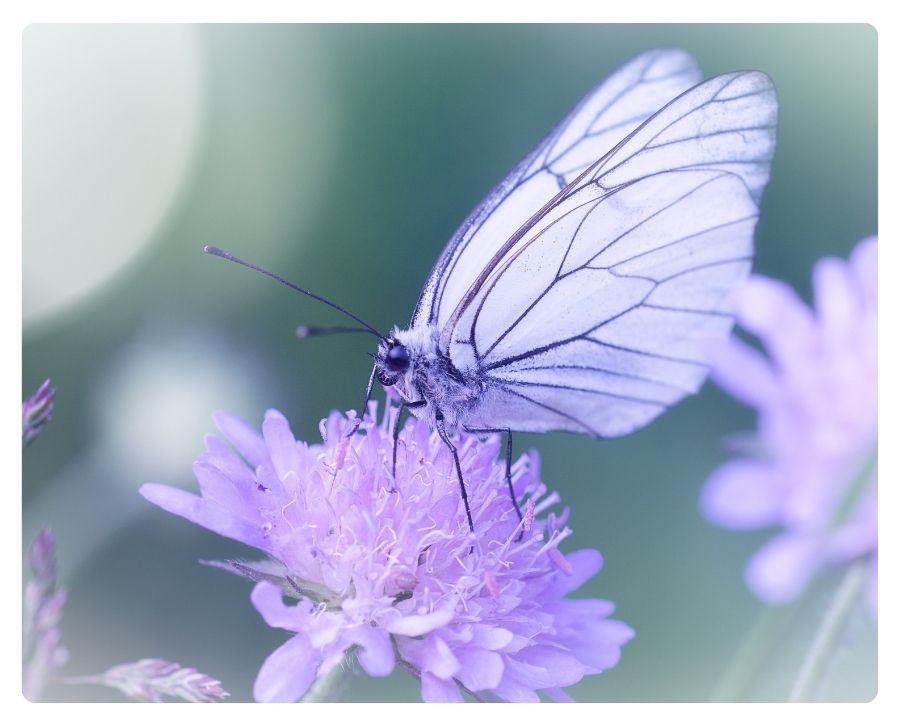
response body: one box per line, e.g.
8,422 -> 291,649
386,344 -> 410,373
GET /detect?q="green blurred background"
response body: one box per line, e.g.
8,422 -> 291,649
22,24 -> 876,702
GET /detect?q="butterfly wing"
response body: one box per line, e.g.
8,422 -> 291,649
411,48 -> 703,331
449,70 -> 778,437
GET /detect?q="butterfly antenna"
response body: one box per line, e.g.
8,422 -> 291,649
296,324 -> 377,339
204,246 -> 386,339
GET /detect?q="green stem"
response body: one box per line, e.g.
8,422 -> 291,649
302,661 -> 352,702
788,559 -> 868,702
709,599 -> 798,701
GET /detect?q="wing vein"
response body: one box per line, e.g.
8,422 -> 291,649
644,124 -> 777,151
493,384 -> 602,436
499,363 -> 695,394
490,378 -> 672,408
642,303 -> 734,318
608,214 -> 757,270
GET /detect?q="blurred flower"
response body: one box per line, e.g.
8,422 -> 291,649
701,237 -> 877,607
23,528 -> 68,701
141,404 -> 633,702
63,659 -> 229,703
22,379 -> 56,447
22,383 -> 228,704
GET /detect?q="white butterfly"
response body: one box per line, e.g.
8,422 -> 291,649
210,48 -> 778,531
368,48 -> 777,527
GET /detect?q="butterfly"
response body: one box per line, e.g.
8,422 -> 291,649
208,48 -> 778,532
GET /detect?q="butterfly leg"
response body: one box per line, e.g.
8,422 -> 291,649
504,429 -> 527,541
392,399 -> 426,478
436,414 -> 475,534
347,363 -> 377,437
465,427 -> 525,538
503,429 -> 525,526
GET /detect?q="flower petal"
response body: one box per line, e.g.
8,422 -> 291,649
192,461 -> 255,514
139,483 -> 268,549
543,549 -> 603,598
470,625 -> 514,651
398,633 -> 459,680
734,276 -> 816,371
700,459 -> 783,529
849,236 -> 877,308
455,648 -> 504,692
492,673 -> 540,703
385,609 -> 455,637
202,434 -> 258,489
420,671 -> 463,703
253,632 -> 319,702
562,548 -> 603,589
250,581 -> 306,630
516,646 -> 588,688
213,410 -> 268,467
560,616 -> 634,671
813,256 -> 859,340
708,337 -> 778,407
262,409 -> 300,481
350,626 -> 395,678
745,533 -> 823,603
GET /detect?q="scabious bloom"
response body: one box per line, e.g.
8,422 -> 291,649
141,401 -> 633,702
701,237 -> 877,607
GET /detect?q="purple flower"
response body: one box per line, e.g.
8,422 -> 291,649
23,379 -> 56,447
701,237 -> 877,607
141,402 -> 633,702
23,529 -> 69,701
64,659 -> 229,703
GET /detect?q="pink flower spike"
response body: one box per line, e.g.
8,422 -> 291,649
22,379 -> 56,448
548,548 -> 575,576
65,659 -> 229,703
334,434 -> 350,471
522,498 -> 536,534
23,528 -> 68,702
484,571 -> 501,600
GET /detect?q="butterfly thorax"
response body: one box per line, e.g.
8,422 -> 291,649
375,324 -> 486,431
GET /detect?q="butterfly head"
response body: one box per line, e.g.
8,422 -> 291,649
375,337 -> 411,387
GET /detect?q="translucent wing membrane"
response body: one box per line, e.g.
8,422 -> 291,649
451,70 -> 777,438
412,48 -> 703,331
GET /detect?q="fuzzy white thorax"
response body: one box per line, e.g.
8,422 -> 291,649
390,323 -> 486,431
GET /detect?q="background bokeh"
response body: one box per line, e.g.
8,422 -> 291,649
22,24 -> 877,702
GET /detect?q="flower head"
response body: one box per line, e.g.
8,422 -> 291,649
23,379 -> 56,448
701,237 -> 877,606
141,402 -> 633,702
